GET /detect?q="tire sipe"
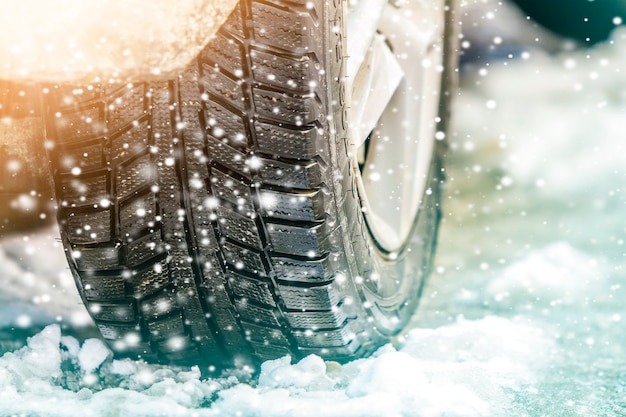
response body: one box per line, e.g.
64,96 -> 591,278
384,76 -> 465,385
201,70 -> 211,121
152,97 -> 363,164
43,0 -> 458,369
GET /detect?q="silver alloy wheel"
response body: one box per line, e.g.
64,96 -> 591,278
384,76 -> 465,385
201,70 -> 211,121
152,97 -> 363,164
347,0 -> 447,252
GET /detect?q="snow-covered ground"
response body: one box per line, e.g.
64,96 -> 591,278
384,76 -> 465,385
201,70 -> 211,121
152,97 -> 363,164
3,2 -> 626,416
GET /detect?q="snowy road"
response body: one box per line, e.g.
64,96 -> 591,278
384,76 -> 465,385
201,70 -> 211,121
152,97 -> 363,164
2,4 -> 626,417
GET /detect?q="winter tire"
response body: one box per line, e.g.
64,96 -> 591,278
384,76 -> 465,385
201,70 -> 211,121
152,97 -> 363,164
41,0 -> 458,369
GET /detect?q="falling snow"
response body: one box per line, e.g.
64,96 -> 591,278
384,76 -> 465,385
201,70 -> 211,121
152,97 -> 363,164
1,1 -> 626,416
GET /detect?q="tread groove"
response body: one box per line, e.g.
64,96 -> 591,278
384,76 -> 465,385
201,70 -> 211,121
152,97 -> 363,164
238,0 -> 306,357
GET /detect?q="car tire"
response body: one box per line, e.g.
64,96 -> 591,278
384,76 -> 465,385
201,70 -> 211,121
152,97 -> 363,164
42,0 -> 458,369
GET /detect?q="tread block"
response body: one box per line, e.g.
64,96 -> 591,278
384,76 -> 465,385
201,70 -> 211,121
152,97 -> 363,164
59,172 -> 108,207
251,50 -> 318,93
259,189 -> 323,221
254,121 -> 317,159
75,245 -> 120,271
235,298 -> 281,327
206,135 -> 249,174
57,141 -> 105,173
253,88 -> 320,125
195,222 -> 220,252
174,279 -> 216,341
221,241 -> 266,276
285,310 -> 346,329
210,169 -> 254,213
200,253 -> 223,283
249,341 -> 291,358
259,159 -> 320,190
126,232 -> 165,267
130,259 -> 170,298
162,348 -> 204,364
141,292 -> 178,318
272,256 -> 330,282
204,101 -> 248,149
120,193 -> 157,237
156,335 -> 195,354
0,82 -> 40,117
293,326 -> 354,348
251,3 -> 318,54
228,272 -> 276,307
117,153 -> 155,199
111,120 -> 150,162
147,314 -> 186,341
54,105 -> 104,142
203,282 -> 250,349
91,301 -> 136,322
82,275 -> 126,300
193,338 -> 224,360
277,282 -> 339,310
216,206 -> 263,249
167,254 -> 197,287
201,67 -> 245,111
106,85 -> 146,133
221,3 -> 245,37
243,321 -> 289,346
97,323 -> 140,341
119,342 -> 156,360
200,33 -> 244,78
267,222 -> 325,256
66,209 -> 111,244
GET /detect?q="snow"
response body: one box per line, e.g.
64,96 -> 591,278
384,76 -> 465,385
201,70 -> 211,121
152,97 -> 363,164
78,339 -> 112,374
0,317 -> 550,417
0,230 -> 90,329
457,27 -> 626,196
1,2 -> 626,415
485,242 -> 606,308
0,0 -> 239,83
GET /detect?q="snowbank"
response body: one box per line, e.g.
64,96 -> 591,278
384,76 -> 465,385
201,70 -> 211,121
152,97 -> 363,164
0,317 -> 551,417
456,27 -> 626,196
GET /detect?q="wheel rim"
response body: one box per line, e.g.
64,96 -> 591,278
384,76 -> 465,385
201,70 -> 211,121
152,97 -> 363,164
347,0 -> 446,253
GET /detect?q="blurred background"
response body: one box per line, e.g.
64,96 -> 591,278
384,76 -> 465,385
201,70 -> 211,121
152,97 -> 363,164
1,0 -> 626,415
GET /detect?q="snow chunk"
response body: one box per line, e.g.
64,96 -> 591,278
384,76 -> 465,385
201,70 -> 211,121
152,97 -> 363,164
60,335 -> 80,359
346,350 -> 429,397
0,325 -> 62,386
258,355 -> 334,390
78,338 -> 112,374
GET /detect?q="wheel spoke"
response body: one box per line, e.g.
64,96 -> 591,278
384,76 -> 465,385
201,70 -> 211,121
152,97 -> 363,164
346,0 -> 389,86
349,34 -> 404,150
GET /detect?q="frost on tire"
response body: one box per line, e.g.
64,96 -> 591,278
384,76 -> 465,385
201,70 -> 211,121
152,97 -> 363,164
42,0 -> 458,369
